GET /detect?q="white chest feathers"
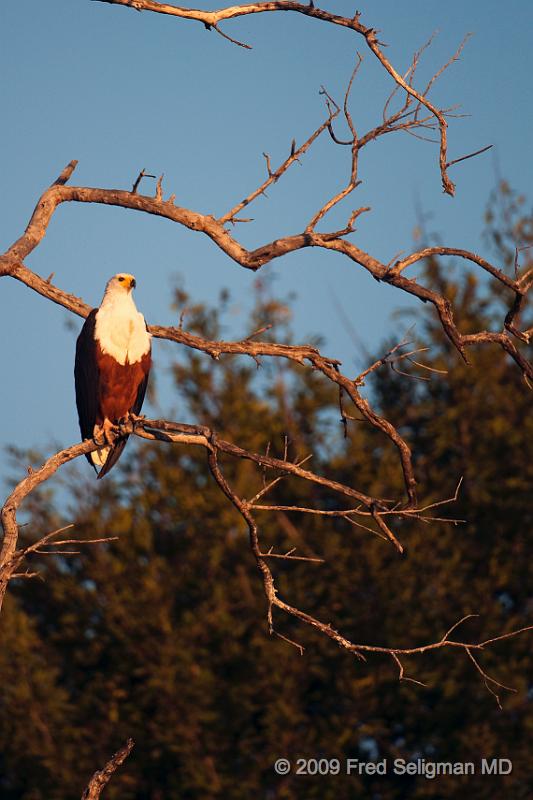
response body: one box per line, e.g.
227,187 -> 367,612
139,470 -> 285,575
94,293 -> 151,365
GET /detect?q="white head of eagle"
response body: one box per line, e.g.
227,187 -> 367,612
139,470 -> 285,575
74,273 -> 151,479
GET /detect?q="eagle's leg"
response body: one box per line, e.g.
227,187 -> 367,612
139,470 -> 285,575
101,417 -> 119,445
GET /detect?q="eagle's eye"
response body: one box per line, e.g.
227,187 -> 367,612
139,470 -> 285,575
118,276 -> 125,282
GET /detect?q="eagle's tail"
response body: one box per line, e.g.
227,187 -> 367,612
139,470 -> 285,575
96,436 -> 129,479
90,445 -> 111,468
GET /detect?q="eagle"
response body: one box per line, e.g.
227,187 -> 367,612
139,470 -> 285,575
74,273 -> 151,478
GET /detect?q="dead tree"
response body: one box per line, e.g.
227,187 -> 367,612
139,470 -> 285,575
1,2 -> 532,717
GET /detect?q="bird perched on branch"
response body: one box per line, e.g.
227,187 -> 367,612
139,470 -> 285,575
75,273 -> 151,478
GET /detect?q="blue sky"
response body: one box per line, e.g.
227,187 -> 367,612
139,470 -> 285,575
1,0 -> 532,487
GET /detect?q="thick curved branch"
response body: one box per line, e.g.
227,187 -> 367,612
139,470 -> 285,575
135,418 -> 390,509
0,421 -> 392,612
1,160 -> 530,383
150,330 -> 419,504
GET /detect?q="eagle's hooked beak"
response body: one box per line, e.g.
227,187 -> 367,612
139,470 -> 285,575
130,277 -> 136,289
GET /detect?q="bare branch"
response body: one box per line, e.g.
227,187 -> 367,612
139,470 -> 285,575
211,21 -> 252,48
81,739 -> 134,800
92,0 -> 459,192
446,144 -> 493,169
1,415 -> 530,704
370,506 -> 404,554
420,33 -> 472,104
0,439 -> 98,611
131,168 -> 155,193
219,106 -> 338,225
3,153 -> 529,383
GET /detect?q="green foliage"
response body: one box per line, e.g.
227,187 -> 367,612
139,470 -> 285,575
1,207 -> 532,799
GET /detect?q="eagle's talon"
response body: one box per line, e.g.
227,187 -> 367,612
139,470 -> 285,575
100,418 -> 120,445
93,431 -> 105,447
